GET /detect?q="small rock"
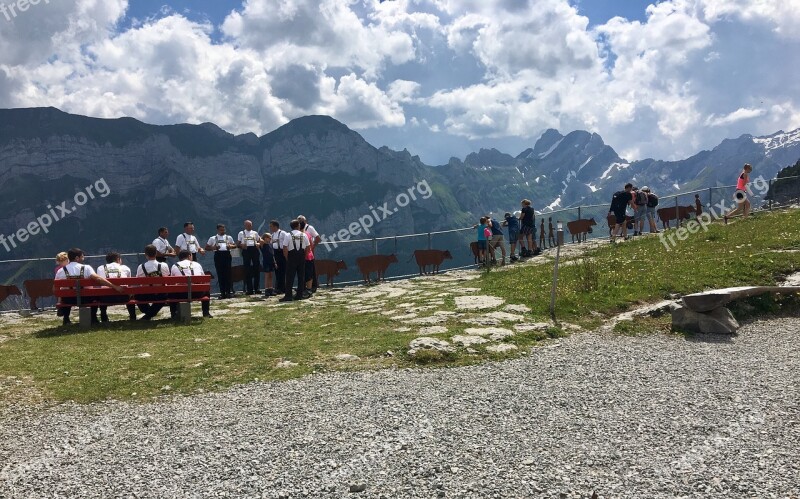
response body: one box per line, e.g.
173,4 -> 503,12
486,344 -> 518,353
349,483 -> 367,493
335,354 -> 360,362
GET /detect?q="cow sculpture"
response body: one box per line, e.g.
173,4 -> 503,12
315,259 -> 347,287
0,284 -> 22,307
23,279 -> 55,309
606,214 -> 635,237
355,254 -> 398,283
469,241 -> 480,264
412,249 -> 452,275
657,205 -> 696,229
566,218 -> 597,243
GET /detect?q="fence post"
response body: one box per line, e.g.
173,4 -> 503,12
578,206 -> 581,220
707,188 -> 713,218
674,196 -> 679,228
394,236 -> 398,254
427,232 -> 432,249
768,179 -> 773,210
372,237 -> 378,255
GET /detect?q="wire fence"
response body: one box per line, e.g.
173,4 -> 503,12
2,175 -> 799,313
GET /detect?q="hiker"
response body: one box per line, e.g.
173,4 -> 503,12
476,217 -> 491,264
643,187 -> 659,233
724,163 -> 753,224
633,186 -> 648,236
609,183 -> 634,242
539,219 -> 546,249
548,218 -> 556,247
487,215 -> 506,265
695,194 -> 703,221
519,199 -> 538,257
503,212 -> 520,262
238,219 -> 262,295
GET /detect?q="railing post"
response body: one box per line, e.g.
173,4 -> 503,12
427,232 -> 432,249
578,206 -> 581,220
707,188 -> 713,217
372,237 -> 377,255
675,196 -> 679,228
768,179 -> 773,210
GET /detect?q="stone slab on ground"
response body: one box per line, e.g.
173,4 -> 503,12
672,305 -> 740,334
454,296 -> 504,311
464,327 -> 515,341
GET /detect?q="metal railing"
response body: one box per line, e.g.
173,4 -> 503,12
2,174 -> 799,312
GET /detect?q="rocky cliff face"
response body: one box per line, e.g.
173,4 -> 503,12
0,108 -> 467,262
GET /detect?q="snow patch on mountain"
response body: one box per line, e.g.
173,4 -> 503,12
539,138 -> 564,159
752,128 -> 800,154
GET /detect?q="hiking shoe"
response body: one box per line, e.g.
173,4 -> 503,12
510,255 -> 518,262
278,297 -> 292,302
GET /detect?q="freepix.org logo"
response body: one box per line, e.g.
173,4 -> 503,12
0,0 -> 49,22
320,180 -> 433,250
0,178 -> 111,253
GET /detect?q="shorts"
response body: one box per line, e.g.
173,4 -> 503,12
646,206 -> 656,219
477,240 -> 487,250
520,225 -> 534,236
304,260 -> 315,281
634,205 -> 647,223
613,210 -> 626,224
508,229 -> 519,241
262,257 -> 276,272
490,234 -> 504,244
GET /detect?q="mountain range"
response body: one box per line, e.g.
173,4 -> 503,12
1,107 -> 799,275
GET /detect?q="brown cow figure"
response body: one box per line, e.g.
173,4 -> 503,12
413,249 -> 453,275
606,214 -> 634,237
0,284 -> 22,306
657,205 -> 696,229
356,254 -> 398,283
23,279 -> 55,309
230,265 -> 246,292
566,218 -> 597,243
315,259 -> 347,287
469,241 -> 480,264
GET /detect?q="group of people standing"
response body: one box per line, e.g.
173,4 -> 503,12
476,199 -> 544,265
149,216 -> 321,303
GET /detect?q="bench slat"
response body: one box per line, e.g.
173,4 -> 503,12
682,286 -> 800,312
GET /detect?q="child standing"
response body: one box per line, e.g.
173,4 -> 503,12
260,233 -> 276,296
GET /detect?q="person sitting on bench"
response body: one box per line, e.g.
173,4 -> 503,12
169,250 -> 213,319
54,247 -> 125,326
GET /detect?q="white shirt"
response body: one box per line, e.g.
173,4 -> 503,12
271,229 -> 287,249
97,262 -> 132,279
207,234 -> 234,251
238,229 -> 260,248
304,224 -> 319,241
153,236 -> 173,254
282,229 -> 310,252
175,233 -> 200,253
55,261 -> 94,279
136,260 -> 170,277
171,260 -> 204,276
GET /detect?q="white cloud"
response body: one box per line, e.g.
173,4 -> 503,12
706,107 -> 766,127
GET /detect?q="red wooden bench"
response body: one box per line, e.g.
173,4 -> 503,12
54,275 -> 211,328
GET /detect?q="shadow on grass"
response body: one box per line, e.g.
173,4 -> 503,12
33,316 -> 204,338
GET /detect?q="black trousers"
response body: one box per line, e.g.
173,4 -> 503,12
214,251 -> 233,296
136,293 -> 167,317
274,249 -> 286,293
242,247 -> 260,293
98,295 -> 137,320
284,250 -> 305,299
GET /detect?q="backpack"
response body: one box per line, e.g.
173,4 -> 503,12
490,219 -> 503,236
610,191 -> 627,211
635,191 -> 648,206
647,193 -> 659,208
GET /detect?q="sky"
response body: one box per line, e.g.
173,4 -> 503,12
0,0 -> 798,165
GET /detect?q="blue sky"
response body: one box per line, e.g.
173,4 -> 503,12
1,0 -> 798,164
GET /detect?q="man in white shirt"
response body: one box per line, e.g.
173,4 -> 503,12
169,250 -> 212,318
238,219 -> 262,295
152,227 -> 176,263
297,215 -> 321,292
54,247 -> 125,326
135,244 -> 171,320
279,219 -> 310,302
269,220 -> 288,296
96,251 -> 137,322
206,223 -> 235,298
175,222 -> 205,261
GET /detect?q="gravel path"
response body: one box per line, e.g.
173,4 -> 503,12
1,318 -> 799,498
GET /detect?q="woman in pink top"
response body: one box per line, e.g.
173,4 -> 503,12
724,163 -> 753,224
301,221 -> 315,297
